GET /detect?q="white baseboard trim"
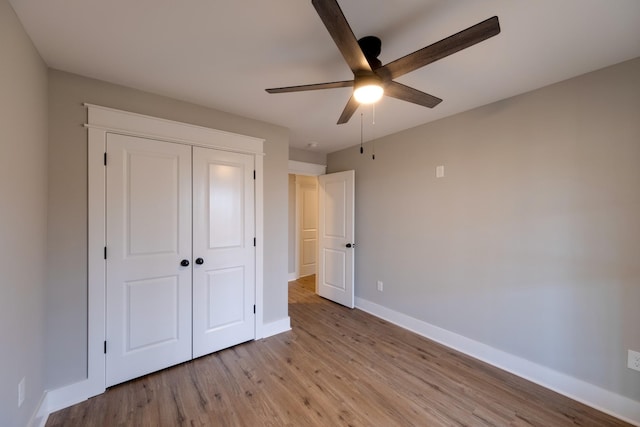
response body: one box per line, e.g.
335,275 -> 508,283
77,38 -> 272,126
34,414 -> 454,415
40,377 -> 104,422
355,297 -> 640,426
27,391 -> 49,427
35,317 -> 293,419
32,318 -> 292,422
288,272 -> 297,282
261,317 -> 291,339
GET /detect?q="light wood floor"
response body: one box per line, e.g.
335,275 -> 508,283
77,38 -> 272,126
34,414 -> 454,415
47,275 -> 630,426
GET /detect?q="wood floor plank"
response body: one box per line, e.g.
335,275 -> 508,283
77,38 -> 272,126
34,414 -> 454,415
46,277 -> 633,426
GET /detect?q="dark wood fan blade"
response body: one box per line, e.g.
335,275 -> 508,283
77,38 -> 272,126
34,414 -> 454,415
385,81 -> 442,108
312,0 -> 372,73
382,16 -> 500,80
266,80 -> 354,94
337,95 -> 359,124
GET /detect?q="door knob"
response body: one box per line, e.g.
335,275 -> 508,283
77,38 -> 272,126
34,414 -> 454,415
195,258 -> 204,265
346,243 -> 354,248
180,259 -> 190,267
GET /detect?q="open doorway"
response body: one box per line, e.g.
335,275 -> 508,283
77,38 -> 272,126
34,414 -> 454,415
288,173 -> 318,281
288,161 -> 326,289
288,161 -> 356,308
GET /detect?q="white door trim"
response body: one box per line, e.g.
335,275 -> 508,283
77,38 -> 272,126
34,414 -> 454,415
85,103 -> 265,154
294,176 -> 301,280
288,160 -> 326,176
83,104 -> 265,400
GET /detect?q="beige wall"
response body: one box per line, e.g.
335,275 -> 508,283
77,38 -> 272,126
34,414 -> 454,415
289,147 -> 326,165
0,0 -> 49,425
46,69 -> 290,389
328,57 -> 640,401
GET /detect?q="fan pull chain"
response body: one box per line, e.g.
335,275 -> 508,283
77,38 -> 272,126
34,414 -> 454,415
360,113 -> 364,154
372,105 -> 376,160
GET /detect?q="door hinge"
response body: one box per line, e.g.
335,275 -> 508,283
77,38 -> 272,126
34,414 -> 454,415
103,341 -> 107,354
253,237 -> 256,247
253,170 -> 256,180
104,247 -> 107,259
253,305 -> 256,314
104,152 -> 107,166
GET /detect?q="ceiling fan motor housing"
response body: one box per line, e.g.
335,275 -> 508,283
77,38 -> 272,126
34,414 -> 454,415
358,36 -> 382,69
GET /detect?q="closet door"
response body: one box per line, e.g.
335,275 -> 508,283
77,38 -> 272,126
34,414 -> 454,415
105,134 -> 192,387
192,147 -> 255,358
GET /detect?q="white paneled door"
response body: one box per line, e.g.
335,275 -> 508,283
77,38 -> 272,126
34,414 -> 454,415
192,148 -> 255,358
105,134 -> 255,386
105,134 -> 193,387
297,175 -> 318,277
317,170 -> 355,308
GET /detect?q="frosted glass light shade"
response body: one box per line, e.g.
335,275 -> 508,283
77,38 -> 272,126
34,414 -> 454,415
353,84 -> 384,104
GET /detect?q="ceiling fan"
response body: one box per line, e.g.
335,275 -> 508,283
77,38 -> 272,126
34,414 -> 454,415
266,0 -> 500,124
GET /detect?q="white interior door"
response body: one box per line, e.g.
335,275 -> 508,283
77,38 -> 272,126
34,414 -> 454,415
297,175 -> 318,277
105,134 -> 192,387
192,147 -> 255,358
317,170 -> 355,308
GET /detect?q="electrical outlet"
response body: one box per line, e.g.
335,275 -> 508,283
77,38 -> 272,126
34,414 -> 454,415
18,377 -> 25,407
377,280 -> 383,292
628,350 -> 640,372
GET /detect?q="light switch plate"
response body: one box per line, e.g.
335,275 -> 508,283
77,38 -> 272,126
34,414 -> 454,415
628,350 -> 640,372
18,377 -> 25,407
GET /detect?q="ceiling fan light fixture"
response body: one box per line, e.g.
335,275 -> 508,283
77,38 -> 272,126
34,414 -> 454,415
354,83 -> 384,104
354,74 -> 384,104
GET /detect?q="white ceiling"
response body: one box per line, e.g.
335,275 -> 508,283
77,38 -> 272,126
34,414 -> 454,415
9,0 -> 640,154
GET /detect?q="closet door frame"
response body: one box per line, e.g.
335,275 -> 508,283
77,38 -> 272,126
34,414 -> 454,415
84,104 -> 265,399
